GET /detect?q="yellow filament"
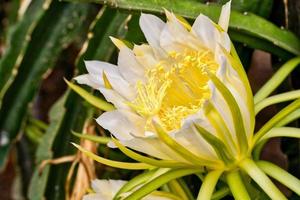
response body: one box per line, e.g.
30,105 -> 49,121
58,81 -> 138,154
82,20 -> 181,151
129,49 -> 218,131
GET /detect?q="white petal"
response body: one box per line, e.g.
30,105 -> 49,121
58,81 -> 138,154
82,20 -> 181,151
218,0 -> 231,32
80,61 -> 136,100
99,87 -> 130,110
218,31 -> 231,52
85,60 -> 118,81
83,194 -> 107,200
160,12 -> 202,52
177,115 -> 218,159
215,51 -> 251,137
106,75 -> 136,101
133,44 -> 159,69
96,110 -> 146,141
139,13 -> 166,57
122,137 -> 190,163
208,81 -> 236,140
144,195 -> 173,200
191,14 -> 218,51
90,179 -> 126,199
118,47 -> 146,84
75,60 -> 118,88
74,74 -> 102,89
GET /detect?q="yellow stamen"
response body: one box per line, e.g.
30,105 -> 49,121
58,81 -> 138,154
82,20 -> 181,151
129,48 -> 218,132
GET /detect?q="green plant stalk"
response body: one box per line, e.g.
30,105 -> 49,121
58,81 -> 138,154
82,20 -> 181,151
254,110 -> 300,159
64,0 -> 300,56
252,141 -> 267,160
25,126 -> 43,144
226,170 -> 250,200
253,98 -> 300,145
255,90 -> 300,114
260,127 -> 300,142
196,170 -> 223,200
253,127 -> 300,159
150,191 -> 183,200
256,161 -> 300,196
72,131 -> 111,144
177,178 -> 195,200
123,168 -> 203,200
276,108 -> 300,127
254,57 -> 300,104
239,158 -> 287,200
28,117 -> 48,131
168,180 -> 189,200
114,168 -> 159,199
211,187 -> 230,200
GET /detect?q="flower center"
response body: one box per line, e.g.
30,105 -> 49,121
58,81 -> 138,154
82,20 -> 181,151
129,49 -> 219,132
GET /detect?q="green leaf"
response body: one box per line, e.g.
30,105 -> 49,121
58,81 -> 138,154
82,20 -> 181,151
28,6 -> 131,200
228,30 -> 293,60
0,2 -> 94,168
0,0 -> 52,95
65,0 -> 300,57
44,8 -> 132,200
197,170 -> 223,200
219,0 -> 273,18
28,93 -> 69,200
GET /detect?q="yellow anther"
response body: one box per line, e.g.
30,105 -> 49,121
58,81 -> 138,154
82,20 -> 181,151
129,48 -> 219,132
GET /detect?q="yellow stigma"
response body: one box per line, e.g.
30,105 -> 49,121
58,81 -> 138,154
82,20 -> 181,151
129,49 -> 219,132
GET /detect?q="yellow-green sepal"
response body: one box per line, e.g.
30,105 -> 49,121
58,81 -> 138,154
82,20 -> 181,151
152,120 -> 220,168
194,124 -> 234,165
65,78 -> 115,111
72,142 -> 152,170
112,137 -> 189,168
72,130 -> 111,144
208,73 -> 248,155
221,44 -> 255,135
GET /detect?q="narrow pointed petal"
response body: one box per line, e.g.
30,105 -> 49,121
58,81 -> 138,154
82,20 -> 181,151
118,47 -> 146,84
218,0 -> 231,32
191,14 -> 218,51
139,13 -> 166,57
